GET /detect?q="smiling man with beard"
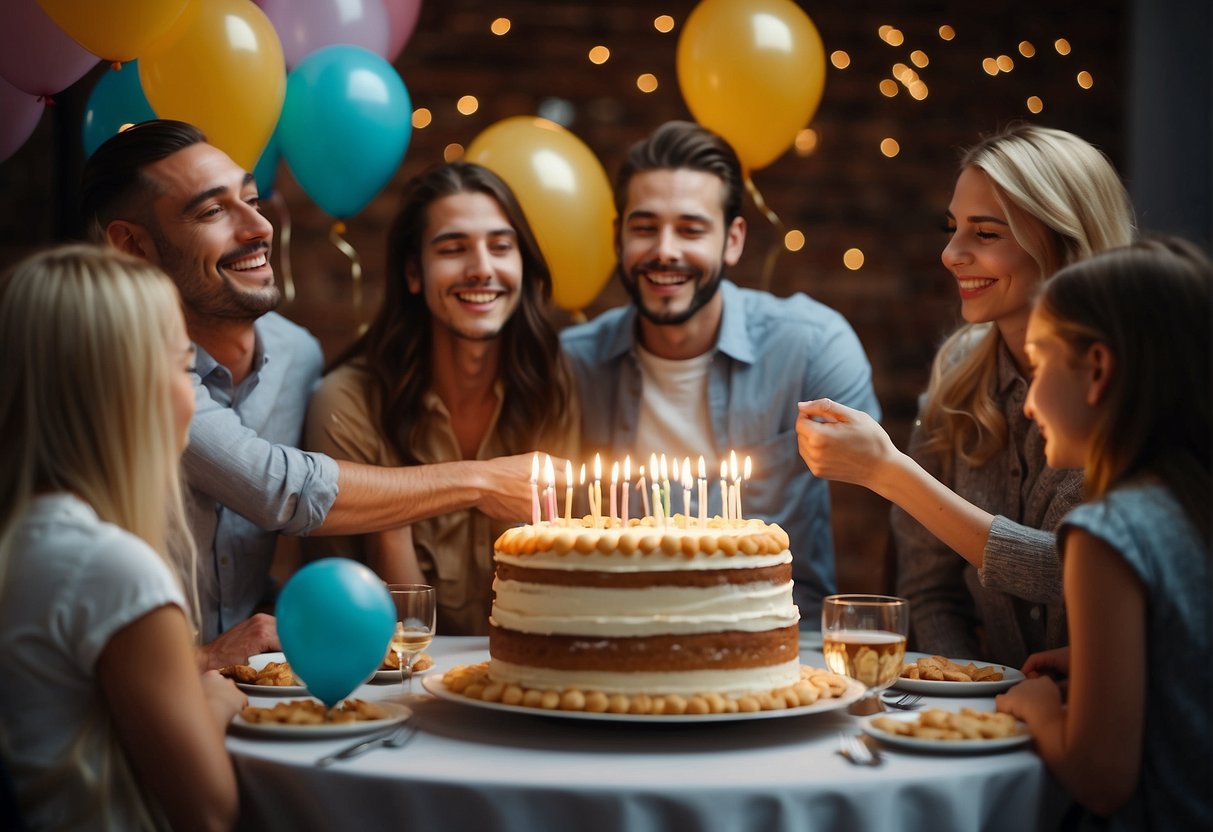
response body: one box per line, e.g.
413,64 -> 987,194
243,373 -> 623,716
80,121 -> 548,665
303,162 -> 578,635
561,121 -> 880,627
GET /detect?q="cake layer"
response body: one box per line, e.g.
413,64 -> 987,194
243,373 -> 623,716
495,517 -> 790,561
489,624 -> 799,673
494,561 -> 790,587
491,578 -> 799,636
487,657 -> 803,697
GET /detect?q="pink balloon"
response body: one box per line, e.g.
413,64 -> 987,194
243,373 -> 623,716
0,0 -> 98,96
383,0 -> 422,62
259,0 -> 390,69
0,74 -> 44,162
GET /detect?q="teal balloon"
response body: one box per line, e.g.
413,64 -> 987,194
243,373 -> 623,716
252,123 -> 281,197
82,61 -> 156,158
279,44 -> 411,218
276,558 -> 395,707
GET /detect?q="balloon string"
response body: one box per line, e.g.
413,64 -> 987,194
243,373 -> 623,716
329,220 -> 364,333
745,175 -> 786,293
269,192 -> 295,304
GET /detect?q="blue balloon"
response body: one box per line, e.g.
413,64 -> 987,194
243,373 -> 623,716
279,44 -> 412,218
82,61 -> 156,158
276,558 -> 395,707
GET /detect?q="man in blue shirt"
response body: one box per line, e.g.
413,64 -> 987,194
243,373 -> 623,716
561,121 -> 880,627
81,120 -> 539,667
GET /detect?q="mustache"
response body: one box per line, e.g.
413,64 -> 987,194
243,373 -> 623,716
636,260 -> 699,278
219,242 -> 270,265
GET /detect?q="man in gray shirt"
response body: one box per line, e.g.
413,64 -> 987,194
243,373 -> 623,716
81,120 -> 539,668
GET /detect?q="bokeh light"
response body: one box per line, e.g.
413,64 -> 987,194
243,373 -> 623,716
588,45 -> 610,64
443,143 -> 464,162
793,128 -> 819,155
1055,38 -> 1072,55
938,25 -> 955,41
996,54 -> 1015,72
457,95 -> 479,115
1077,70 -> 1093,89
636,73 -> 658,93
784,230 -> 805,252
1027,96 -> 1044,113
654,15 -> 674,33
880,138 -> 900,157
490,18 -> 510,36
1019,41 -> 1036,57
910,50 -> 929,68
843,248 -> 865,270
411,108 -> 432,129
830,50 -> 851,69
879,79 -> 899,97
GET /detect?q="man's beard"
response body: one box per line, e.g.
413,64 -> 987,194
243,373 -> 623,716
619,261 -> 725,327
155,230 -> 280,322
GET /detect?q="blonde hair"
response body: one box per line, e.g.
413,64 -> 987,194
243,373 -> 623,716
1034,237 -> 1211,541
0,244 -> 199,828
921,124 -> 1135,470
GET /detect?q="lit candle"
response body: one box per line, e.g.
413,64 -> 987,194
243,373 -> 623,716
740,455 -> 752,521
697,456 -> 707,527
649,454 -> 659,520
544,454 -> 557,522
664,456 -> 674,521
652,479 -> 663,527
580,463 -> 588,523
530,453 -> 540,526
622,455 -> 631,525
610,461 -> 619,526
729,450 -> 740,524
681,456 -> 692,526
637,464 -> 650,518
593,453 -> 603,527
564,460 -> 573,524
720,459 -> 729,522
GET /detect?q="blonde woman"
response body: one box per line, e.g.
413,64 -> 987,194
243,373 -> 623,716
0,246 -> 243,830
797,125 -> 1134,667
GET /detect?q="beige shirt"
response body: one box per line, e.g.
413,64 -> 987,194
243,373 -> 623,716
304,362 -> 578,635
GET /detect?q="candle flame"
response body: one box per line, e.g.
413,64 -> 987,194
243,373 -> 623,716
611,461 -> 619,484
624,454 -> 631,480
531,453 -> 539,483
744,455 -> 752,480
565,460 -> 573,485
730,449 -> 739,481
682,458 -> 692,487
698,455 -> 706,479
543,454 -> 555,485
594,452 -> 602,480
649,454 -> 659,479
579,463 -> 586,485
720,459 -> 728,478
659,453 -> 668,481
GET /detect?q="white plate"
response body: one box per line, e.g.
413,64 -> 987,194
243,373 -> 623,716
235,652 -> 308,696
230,700 -> 410,738
861,709 -> 1030,753
892,652 -> 1025,695
420,671 -> 865,723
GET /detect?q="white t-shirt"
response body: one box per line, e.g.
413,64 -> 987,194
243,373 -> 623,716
0,493 -> 185,830
633,344 -> 715,471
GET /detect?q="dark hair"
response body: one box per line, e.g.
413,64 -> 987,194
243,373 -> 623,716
331,161 -> 573,463
1035,236 -> 1211,541
613,120 -> 744,225
80,120 -> 207,240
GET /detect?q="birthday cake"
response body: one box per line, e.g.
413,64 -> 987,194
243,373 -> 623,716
442,515 -> 842,715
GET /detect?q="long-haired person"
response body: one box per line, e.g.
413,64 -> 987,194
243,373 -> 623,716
306,162 -> 578,634
998,237 -> 1210,828
797,124 -> 1135,666
0,246 -> 243,830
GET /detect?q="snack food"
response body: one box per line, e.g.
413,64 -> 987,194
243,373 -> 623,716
240,698 -> 388,725
871,708 -> 1020,741
900,655 -> 1004,683
482,515 -> 803,706
220,660 -> 298,687
382,651 -> 434,672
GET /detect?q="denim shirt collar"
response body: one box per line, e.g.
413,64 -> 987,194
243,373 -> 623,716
604,280 -> 755,365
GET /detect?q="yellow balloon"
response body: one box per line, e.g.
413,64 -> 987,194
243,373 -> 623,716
38,0 -> 189,63
139,0 -> 285,171
466,117 -> 616,314
676,0 -> 825,171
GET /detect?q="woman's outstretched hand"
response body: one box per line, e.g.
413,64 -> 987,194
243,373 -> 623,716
796,398 -> 896,488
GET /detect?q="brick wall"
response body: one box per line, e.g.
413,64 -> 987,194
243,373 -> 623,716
0,0 -> 1126,596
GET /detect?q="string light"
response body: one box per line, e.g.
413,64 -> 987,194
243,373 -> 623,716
588,45 -> 610,64
456,95 -> 479,115
443,143 -> 464,162
490,17 -> 511,36
879,78 -> 899,97
793,128 -> 818,155
784,230 -> 805,252
996,54 -> 1015,72
1026,96 -> 1044,113
843,248 -> 865,270
1077,71 -> 1093,89
938,25 -> 955,41
880,138 -> 900,157
653,15 -> 674,33
982,57 -> 999,76
636,73 -> 658,93
830,50 -> 851,69
1018,41 -> 1036,57
910,50 -> 929,68
1054,38 -> 1072,55
411,108 -> 432,129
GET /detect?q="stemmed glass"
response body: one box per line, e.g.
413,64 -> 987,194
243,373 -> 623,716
821,594 -> 908,715
388,584 -> 436,698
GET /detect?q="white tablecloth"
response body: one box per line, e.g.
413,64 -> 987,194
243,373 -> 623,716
227,636 -> 1066,832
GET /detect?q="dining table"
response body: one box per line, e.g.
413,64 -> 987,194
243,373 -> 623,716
226,635 -> 1069,832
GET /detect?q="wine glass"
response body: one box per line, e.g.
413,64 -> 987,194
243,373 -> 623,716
388,584 -> 436,698
821,594 -> 908,715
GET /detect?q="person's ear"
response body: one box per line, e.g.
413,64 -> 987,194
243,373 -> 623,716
405,261 -> 422,294
1086,342 -> 1115,406
105,220 -> 156,263
723,215 -> 746,266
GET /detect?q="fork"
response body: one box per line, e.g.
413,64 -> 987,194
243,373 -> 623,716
881,692 -> 923,710
836,731 -> 881,766
315,719 -> 418,767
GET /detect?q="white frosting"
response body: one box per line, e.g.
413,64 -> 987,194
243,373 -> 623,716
495,548 -> 792,572
491,579 -> 799,637
488,657 -> 803,696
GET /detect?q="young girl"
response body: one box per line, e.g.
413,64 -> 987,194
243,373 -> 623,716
797,124 -> 1135,666
0,246 -> 245,830
997,237 -> 1210,827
